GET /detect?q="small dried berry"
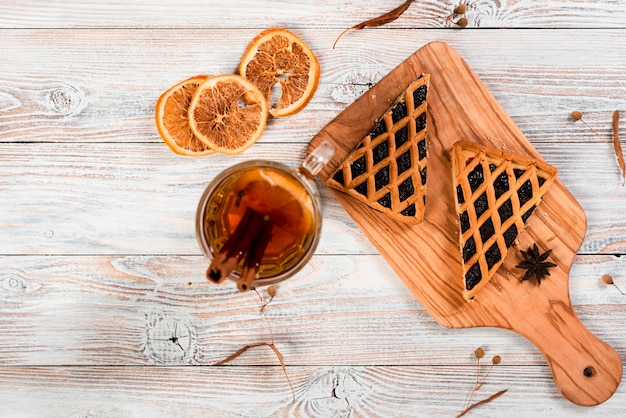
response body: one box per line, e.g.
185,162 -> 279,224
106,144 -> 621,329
474,347 -> 485,359
267,285 -> 277,297
455,4 -> 468,14
457,17 -> 469,28
602,274 -> 614,285
571,111 -> 583,121
492,355 -> 502,365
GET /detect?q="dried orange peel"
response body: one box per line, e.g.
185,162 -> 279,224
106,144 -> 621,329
188,74 -> 268,155
239,27 -> 320,118
155,75 -> 215,156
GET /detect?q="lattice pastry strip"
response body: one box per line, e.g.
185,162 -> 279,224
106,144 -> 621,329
451,141 -> 558,300
327,74 -> 430,224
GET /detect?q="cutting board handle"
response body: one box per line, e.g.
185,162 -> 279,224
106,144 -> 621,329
516,284 -> 623,406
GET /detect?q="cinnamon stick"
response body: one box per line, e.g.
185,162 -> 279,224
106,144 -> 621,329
207,207 -> 254,283
237,218 -> 273,292
207,209 -> 266,283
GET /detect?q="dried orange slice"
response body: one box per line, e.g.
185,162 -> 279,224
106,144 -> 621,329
239,27 -> 320,118
155,76 -> 215,156
188,74 -> 268,154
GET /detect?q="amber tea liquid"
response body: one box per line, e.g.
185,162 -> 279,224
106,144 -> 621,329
197,161 -> 321,285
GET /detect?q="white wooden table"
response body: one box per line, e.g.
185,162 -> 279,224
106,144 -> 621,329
1,1 -> 625,416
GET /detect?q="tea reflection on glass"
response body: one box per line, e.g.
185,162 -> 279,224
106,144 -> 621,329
196,140 -> 334,291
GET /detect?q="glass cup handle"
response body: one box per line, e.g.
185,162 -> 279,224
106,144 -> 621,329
299,140 -> 336,179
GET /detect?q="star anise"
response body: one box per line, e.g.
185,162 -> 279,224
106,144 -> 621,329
516,243 -> 556,284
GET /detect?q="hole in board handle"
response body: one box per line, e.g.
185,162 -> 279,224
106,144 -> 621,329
583,366 -> 596,378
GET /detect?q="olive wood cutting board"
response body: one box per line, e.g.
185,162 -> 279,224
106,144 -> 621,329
308,41 -> 622,406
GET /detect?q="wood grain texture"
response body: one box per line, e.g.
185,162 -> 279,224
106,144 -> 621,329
1,29 -> 625,145
1,29 -> 626,255
0,254 -> 624,366
0,364 -> 625,417
2,142 -> 626,256
1,0 -> 626,415
1,0 -> 626,29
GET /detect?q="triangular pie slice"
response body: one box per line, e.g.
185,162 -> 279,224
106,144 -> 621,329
326,74 -> 430,224
451,141 -> 558,300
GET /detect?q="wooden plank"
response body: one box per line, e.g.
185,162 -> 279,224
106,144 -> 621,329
0,254 -> 624,366
1,142 -> 626,255
1,29 -> 625,145
0,365 -> 624,416
0,143 -> 374,255
1,0 -> 626,29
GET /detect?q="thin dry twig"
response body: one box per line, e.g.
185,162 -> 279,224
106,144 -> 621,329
612,110 -> 625,185
213,288 -> 295,401
267,342 -> 296,400
213,342 -> 295,401
213,342 -> 296,402
464,348 -> 483,408
462,349 -> 503,412
571,110 -> 603,140
456,389 -> 508,418
257,285 -> 276,313
333,0 -> 415,49
474,363 -> 495,391
213,342 -> 269,366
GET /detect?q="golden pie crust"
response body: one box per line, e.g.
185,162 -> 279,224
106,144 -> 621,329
327,74 -> 430,225
451,141 -> 558,300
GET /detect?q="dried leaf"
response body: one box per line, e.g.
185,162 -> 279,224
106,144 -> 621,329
350,0 -> 415,29
333,0 -> 415,48
457,389 -> 508,418
612,110 -> 625,185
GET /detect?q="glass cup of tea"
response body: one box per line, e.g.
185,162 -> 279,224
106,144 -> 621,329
196,141 -> 335,291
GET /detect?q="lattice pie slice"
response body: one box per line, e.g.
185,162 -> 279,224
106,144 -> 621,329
451,141 -> 558,300
326,74 -> 430,224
